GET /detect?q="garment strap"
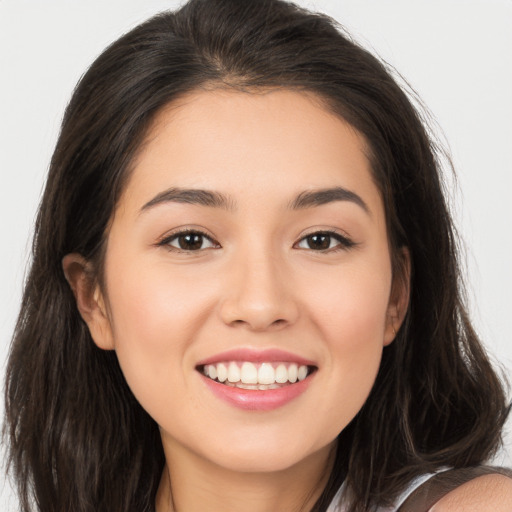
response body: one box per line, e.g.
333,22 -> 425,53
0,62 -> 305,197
397,466 -> 512,512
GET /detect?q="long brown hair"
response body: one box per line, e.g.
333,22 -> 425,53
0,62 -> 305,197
4,1 -> 509,511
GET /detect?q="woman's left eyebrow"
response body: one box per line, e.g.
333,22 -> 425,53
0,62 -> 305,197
288,187 -> 370,215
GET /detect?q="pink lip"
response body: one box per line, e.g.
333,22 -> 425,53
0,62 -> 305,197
196,348 -> 317,411
196,348 -> 316,367
201,373 -> 314,411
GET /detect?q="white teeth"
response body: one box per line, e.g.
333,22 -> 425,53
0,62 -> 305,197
258,363 -> 275,385
202,361 -> 312,386
259,383 -> 280,390
237,383 -> 255,389
216,363 -> 228,382
240,362 -> 258,384
288,364 -> 298,383
275,364 -> 288,383
207,365 -> 217,380
227,362 -> 241,382
226,383 -> 284,390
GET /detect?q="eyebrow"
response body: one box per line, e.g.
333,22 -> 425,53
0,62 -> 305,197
140,186 -> 369,215
140,187 -> 235,213
288,187 -> 370,214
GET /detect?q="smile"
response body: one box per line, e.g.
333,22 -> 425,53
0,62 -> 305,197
196,349 -> 318,411
200,361 -> 313,389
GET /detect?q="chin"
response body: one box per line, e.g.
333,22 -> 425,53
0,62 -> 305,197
197,434 -> 333,474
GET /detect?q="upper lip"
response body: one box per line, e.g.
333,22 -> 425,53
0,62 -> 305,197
196,348 -> 317,367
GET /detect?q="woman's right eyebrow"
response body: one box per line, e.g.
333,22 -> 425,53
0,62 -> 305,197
139,187 -> 236,214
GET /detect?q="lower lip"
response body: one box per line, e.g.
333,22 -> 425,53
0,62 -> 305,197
201,374 -> 313,411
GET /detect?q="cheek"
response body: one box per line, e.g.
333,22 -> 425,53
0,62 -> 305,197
307,259 -> 391,342
106,258 -> 213,342
102,259 -> 215,415
301,261 -> 391,427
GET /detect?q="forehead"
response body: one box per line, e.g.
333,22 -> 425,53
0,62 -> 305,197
122,88 -> 383,217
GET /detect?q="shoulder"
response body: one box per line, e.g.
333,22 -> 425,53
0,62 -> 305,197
431,472 -> 512,511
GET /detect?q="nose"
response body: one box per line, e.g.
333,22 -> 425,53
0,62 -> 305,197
219,249 -> 299,332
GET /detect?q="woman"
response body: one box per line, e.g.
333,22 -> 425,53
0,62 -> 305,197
3,0 -> 511,511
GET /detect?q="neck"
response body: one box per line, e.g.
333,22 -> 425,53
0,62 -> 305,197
155,439 -> 336,512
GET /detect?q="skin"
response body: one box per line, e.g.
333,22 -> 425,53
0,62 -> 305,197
432,475 -> 512,512
66,89 -> 405,511
64,89 -> 512,511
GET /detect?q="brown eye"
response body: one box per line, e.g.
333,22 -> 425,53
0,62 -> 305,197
296,231 -> 355,251
177,233 -> 204,250
306,233 -> 331,250
162,231 -> 218,251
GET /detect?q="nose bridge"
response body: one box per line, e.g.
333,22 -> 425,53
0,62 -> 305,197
219,237 -> 298,330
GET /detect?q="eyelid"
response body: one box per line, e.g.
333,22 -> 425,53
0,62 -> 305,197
294,228 -> 357,251
156,226 -> 221,252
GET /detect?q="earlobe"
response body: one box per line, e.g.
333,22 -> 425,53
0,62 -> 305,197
384,247 -> 411,346
62,253 -> 115,350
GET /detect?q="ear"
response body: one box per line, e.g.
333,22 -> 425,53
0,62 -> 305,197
62,253 -> 115,350
384,247 -> 411,346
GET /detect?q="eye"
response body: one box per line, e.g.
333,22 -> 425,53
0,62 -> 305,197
295,231 -> 355,251
159,230 -> 219,252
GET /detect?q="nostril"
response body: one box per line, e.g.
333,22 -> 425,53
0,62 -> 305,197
226,318 -> 289,331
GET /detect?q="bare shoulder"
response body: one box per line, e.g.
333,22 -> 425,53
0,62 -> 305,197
431,473 -> 512,511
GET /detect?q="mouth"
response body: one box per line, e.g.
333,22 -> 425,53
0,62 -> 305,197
196,349 -> 318,410
197,361 -> 317,390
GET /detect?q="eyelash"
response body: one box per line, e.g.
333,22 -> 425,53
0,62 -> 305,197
157,229 -> 356,253
157,229 -> 220,253
294,230 -> 356,252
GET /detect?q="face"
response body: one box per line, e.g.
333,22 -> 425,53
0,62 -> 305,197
75,89 -> 407,474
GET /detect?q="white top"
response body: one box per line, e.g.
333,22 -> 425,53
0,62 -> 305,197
327,469 -> 448,511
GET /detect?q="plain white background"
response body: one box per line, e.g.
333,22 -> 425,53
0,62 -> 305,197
1,0 -> 511,509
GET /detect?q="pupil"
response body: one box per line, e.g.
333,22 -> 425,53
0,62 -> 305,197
179,233 -> 203,250
308,234 -> 330,250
